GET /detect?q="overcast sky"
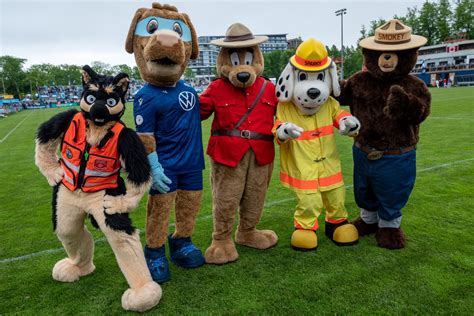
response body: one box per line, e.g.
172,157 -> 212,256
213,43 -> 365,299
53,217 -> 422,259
1,0 -> 427,67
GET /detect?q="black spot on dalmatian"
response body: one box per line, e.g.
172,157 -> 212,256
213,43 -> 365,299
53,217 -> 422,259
280,85 -> 286,92
286,74 -> 290,80
278,77 -> 283,85
285,91 -> 288,98
298,97 -> 301,100
276,91 -> 281,98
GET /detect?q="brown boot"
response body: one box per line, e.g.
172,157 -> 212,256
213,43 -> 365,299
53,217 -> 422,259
376,227 -> 406,249
352,217 -> 378,236
145,192 -> 177,248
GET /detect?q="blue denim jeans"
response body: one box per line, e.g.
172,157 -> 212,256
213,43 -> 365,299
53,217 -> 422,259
352,145 -> 416,221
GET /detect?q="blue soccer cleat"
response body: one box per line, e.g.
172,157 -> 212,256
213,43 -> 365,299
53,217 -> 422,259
144,245 -> 170,284
168,235 -> 205,268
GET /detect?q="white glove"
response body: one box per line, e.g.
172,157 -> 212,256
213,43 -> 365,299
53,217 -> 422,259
339,116 -> 361,136
277,122 -> 304,140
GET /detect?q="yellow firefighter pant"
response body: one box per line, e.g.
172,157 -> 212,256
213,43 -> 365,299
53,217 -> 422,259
294,185 -> 348,230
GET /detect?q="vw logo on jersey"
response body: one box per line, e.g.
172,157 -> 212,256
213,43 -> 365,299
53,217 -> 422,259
178,91 -> 196,111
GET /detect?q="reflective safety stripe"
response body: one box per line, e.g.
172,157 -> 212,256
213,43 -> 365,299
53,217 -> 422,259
280,171 -> 343,190
63,174 -> 74,185
333,111 -> 351,128
319,172 -> 343,187
294,219 -> 319,231
296,125 -> 333,141
83,181 -> 117,187
85,168 -> 120,177
62,159 -> 80,172
325,217 -> 347,224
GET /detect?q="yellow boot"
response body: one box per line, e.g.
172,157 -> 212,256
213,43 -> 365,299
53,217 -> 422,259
325,221 -> 359,246
291,229 -> 318,251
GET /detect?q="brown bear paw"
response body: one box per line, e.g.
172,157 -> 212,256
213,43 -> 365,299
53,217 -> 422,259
205,239 -> 238,264
52,258 -> 95,282
122,281 -> 162,312
235,229 -> 278,250
376,227 -> 406,249
352,217 -> 378,236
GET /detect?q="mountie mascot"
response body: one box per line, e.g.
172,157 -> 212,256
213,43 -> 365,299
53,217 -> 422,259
338,19 -> 431,249
274,38 -> 361,251
34,66 -> 161,312
200,23 -> 278,264
125,3 -> 204,282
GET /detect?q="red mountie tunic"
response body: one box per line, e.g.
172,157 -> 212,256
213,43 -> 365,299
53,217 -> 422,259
200,76 -> 277,167
60,112 -> 124,192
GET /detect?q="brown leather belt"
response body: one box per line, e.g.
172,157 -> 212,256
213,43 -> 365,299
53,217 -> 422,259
211,129 -> 274,141
355,141 -> 416,160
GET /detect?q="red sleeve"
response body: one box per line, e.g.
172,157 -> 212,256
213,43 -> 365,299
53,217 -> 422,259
199,81 -> 217,120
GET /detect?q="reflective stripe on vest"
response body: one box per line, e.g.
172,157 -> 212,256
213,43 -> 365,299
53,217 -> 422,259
60,112 -> 124,192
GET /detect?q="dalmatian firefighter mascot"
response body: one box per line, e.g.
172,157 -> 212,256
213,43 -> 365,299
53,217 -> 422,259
274,38 -> 361,250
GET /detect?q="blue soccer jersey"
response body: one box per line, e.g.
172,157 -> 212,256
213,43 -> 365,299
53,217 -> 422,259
133,80 -> 205,175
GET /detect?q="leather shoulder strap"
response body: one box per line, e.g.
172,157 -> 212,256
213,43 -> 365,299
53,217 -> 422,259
234,79 -> 267,130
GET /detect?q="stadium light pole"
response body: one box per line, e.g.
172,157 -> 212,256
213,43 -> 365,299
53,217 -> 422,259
335,8 -> 347,80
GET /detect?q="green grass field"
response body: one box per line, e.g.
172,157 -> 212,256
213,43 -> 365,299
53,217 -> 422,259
1,87 -> 473,314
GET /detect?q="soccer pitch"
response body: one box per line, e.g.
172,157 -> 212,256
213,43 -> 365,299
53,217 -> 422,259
0,87 -> 473,314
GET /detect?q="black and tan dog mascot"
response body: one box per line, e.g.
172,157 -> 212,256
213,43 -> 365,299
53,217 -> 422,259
338,20 -> 431,249
200,23 -> 278,264
125,3 -> 204,283
35,66 -> 161,312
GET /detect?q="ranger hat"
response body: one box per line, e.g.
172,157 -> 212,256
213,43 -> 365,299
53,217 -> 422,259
359,19 -> 427,51
211,23 -> 268,48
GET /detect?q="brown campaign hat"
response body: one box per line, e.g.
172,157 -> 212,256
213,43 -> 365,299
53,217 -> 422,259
359,19 -> 427,51
211,23 -> 268,48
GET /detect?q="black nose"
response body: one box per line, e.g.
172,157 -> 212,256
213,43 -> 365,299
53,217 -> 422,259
307,88 -> 321,99
384,55 -> 391,60
237,72 -> 250,83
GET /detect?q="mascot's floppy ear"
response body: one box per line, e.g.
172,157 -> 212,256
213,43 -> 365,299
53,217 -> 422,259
125,8 -> 147,54
328,61 -> 341,97
113,73 -> 130,97
181,12 -> 199,59
276,63 -> 294,102
81,65 -> 98,86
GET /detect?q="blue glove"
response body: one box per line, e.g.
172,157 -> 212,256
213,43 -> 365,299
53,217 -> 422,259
147,152 -> 172,193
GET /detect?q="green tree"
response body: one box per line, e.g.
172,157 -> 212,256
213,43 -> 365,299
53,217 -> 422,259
436,0 -> 453,42
453,0 -> 473,39
90,61 -> 112,76
184,67 -> 195,80
132,66 -> 142,80
418,1 -> 439,45
0,55 -> 27,98
111,64 -> 133,77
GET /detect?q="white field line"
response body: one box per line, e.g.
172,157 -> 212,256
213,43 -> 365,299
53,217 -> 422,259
0,111 -> 33,144
1,157 -> 473,264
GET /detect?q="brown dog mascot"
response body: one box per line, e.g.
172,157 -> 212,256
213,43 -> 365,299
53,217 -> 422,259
125,3 -> 205,282
200,23 -> 278,264
338,20 -> 431,249
35,66 -> 161,312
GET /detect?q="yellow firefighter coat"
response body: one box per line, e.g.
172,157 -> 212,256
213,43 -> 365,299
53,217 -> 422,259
273,96 -> 351,193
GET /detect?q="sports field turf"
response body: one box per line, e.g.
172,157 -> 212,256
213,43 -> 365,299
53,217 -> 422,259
0,87 -> 473,314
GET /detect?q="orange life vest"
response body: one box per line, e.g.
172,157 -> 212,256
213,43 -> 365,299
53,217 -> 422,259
60,112 -> 124,192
